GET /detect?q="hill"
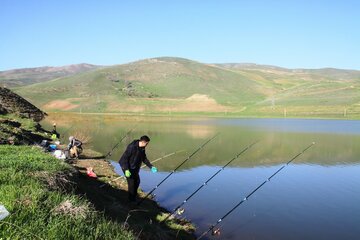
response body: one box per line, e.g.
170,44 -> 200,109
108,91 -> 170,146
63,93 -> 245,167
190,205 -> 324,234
0,63 -> 100,87
0,87 -> 46,121
7,57 -> 360,118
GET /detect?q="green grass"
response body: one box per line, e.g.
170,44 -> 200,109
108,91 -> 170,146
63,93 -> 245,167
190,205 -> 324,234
0,145 -> 135,240
0,114 -> 38,131
13,58 -> 267,107
0,64 -> 100,88
0,114 -> 51,145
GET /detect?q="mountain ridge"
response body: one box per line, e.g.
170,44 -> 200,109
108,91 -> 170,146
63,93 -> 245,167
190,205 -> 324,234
2,57 -> 359,81
2,57 -> 360,118
0,63 -> 101,87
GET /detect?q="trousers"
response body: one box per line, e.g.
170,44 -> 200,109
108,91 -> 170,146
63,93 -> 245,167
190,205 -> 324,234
122,168 -> 140,201
69,146 -> 82,158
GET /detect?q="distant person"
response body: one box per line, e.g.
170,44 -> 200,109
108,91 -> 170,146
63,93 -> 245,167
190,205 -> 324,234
67,136 -> 83,159
119,135 -> 157,202
51,122 -> 60,140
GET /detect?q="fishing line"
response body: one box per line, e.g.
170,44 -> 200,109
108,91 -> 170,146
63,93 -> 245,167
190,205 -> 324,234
161,140 -> 259,223
137,133 -> 220,206
104,124 -> 138,158
197,142 -> 315,239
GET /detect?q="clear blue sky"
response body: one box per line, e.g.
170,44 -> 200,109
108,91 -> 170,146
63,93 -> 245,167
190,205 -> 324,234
1,0 -> 359,70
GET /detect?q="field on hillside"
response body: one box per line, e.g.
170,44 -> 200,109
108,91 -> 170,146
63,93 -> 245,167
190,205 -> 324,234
10,57 -> 360,119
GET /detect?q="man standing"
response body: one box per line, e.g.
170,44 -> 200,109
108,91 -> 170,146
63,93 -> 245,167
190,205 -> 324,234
119,135 -> 157,202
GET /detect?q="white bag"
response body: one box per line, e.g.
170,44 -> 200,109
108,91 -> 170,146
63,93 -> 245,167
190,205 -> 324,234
53,150 -> 66,160
0,205 -> 10,220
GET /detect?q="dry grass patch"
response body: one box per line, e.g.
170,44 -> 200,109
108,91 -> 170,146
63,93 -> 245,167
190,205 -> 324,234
52,199 -> 90,219
43,100 -> 79,111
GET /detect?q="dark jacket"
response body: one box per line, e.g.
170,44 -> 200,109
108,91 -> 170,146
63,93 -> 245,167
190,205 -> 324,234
119,140 -> 152,171
67,138 -> 82,150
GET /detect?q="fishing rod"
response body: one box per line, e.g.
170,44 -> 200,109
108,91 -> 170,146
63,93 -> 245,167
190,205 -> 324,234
161,140 -> 259,223
99,149 -> 185,188
140,149 -> 185,169
59,125 -> 74,142
137,133 -> 220,206
61,125 -> 73,136
197,142 -> 315,240
104,125 -> 137,158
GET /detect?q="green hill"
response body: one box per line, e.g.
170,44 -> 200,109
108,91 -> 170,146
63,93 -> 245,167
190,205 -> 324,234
8,57 -> 360,118
0,63 -> 100,87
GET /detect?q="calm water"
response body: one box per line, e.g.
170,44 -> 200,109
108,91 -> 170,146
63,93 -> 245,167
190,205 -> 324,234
44,115 -> 360,239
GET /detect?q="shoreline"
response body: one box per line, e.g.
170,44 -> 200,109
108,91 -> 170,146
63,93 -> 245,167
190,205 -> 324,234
46,110 -> 360,121
0,114 -> 197,239
64,151 -> 197,239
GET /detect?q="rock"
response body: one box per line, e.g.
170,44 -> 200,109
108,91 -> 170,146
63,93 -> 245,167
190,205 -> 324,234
0,104 -> 7,114
0,87 -> 47,122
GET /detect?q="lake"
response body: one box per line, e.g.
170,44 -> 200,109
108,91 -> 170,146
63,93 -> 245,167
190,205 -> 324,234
44,114 -> 360,239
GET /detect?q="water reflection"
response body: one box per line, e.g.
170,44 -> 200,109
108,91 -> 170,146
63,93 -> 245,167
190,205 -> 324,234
43,114 -> 360,240
43,114 -> 360,168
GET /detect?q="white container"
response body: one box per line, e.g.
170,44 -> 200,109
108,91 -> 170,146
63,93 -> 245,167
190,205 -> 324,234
0,205 -> 10,220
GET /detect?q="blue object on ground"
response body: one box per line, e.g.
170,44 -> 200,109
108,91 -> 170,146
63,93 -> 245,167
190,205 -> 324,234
49,144 -> 57,150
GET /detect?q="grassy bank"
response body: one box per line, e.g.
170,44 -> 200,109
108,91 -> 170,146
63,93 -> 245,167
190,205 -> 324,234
0,114 -> 196,239
0,114 -> 49,145
0,145 -> 135,240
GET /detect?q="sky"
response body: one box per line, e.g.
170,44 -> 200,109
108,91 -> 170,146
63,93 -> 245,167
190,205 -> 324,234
1,0 -> 359,71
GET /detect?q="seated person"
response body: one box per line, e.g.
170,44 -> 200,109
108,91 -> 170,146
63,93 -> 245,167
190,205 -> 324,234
67,136 -> 83,159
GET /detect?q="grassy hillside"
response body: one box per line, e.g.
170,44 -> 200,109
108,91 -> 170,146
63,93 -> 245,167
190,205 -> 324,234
217,63 -> 360,118
11,57 -> 360,118
0,63 -> 100,87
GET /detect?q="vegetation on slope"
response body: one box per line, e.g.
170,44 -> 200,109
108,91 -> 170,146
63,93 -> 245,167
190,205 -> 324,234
0,63 -> 100,87
9,57 -> 360,118
0,145 -> 135,240
0,114 -> 196,239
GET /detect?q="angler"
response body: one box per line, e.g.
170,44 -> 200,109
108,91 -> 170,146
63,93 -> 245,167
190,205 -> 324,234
137,133 -> 219,206
119,135 -> 158,202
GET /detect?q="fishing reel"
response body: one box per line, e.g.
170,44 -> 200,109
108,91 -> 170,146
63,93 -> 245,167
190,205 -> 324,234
211,227 -> 221,236
176,208 -> 185,215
